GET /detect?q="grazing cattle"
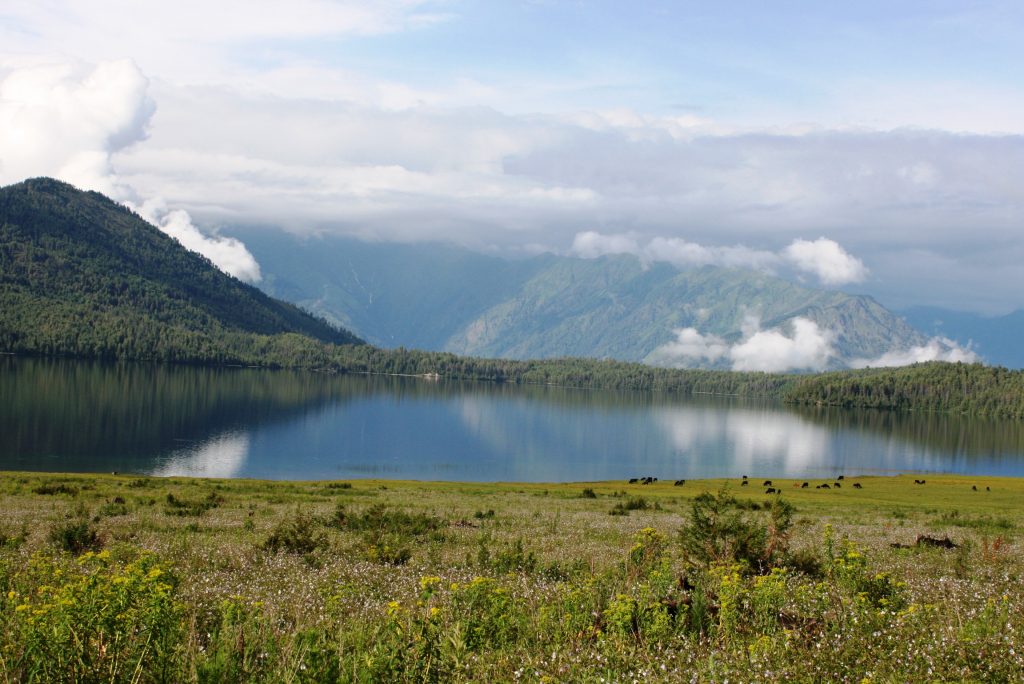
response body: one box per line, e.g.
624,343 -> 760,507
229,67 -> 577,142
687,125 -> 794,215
741,480 -> 749,486
801,482 -> 809,488
742,475 -> 748,479
673,479 -> 686,486
642,477 -> 653,485
972,485 -> 978,491
986,486 -> 991,491
820,483 -> 830,489
834,482 -> 841,488
765,487 -> 777,494
916,535 -> 958,549
914,479 -> 926,485
837,475 -> 845,480
763,480 -> 772,487
628,478 -> 638,484
853,483 -> 863,489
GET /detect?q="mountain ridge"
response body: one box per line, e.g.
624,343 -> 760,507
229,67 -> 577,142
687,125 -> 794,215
242,230 -> 926,369
0,178 -> 362,362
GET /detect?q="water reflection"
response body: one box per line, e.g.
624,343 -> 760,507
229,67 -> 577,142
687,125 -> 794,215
654,408 -> 830,476
3,356 -> 1024,481
152,432 -> 250,479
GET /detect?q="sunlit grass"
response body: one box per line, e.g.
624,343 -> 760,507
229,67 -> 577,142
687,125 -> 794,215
0,471 -> 1021,682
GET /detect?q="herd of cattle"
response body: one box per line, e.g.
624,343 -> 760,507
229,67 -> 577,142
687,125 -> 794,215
625,473 -> 868,493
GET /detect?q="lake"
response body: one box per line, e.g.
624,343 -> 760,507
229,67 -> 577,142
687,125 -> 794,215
3,357 -> 1024,482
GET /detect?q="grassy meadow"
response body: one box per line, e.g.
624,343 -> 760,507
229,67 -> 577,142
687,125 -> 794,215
0,471 -> 1021,682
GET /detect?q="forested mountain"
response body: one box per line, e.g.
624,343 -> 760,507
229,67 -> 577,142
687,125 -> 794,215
900,306 -> 1024,369
244,230 -> 925,367
0,178 -> 362,363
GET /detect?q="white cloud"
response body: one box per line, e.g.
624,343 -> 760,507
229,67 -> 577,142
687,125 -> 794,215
649,316 -> 835,373
782,238 -> 868,286
132,198 -> 262,282
646,328 -> 730,367
570,232 -> 866,286
729,317 -> 835,372
849,338 -> 979,369
0,59 -> 262,282
570,231 -> 642,259
0,59 -> 152,197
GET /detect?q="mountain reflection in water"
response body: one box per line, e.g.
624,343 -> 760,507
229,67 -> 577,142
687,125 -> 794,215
2,357 -> 1024,481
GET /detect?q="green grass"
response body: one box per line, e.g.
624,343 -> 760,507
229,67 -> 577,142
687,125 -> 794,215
0,471 -> 1021,682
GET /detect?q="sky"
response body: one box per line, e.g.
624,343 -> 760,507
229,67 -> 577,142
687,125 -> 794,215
2,0 -> 1024,316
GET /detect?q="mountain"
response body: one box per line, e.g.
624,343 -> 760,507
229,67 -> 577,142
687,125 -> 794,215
0,178 -> 362,363
242,230 -> 925,369
899,306 -> 1024,369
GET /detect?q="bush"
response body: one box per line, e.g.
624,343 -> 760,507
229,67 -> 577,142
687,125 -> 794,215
33,483 -> 78,496
164,491 -> 223,517
263,510 -> 326,555
609,497 -> 650,516
331,503 -> 443,537
679,489 -> 793,573
49,519 -> 102,555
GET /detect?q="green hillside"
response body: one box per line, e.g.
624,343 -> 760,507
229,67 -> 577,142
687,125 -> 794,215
244,230 -> 925,367
785,361 -> 1024,418
0,178 -> 362,363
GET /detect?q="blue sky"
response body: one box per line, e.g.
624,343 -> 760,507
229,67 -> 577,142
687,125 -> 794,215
1,0 -> 1024,314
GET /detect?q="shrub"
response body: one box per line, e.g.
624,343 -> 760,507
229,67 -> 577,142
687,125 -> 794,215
164,491 -> 223,517
679,489 -> 794,573
488,538 -> 537,574
609,497 -> 650,516
32,483 -> 78,496
49,519 -> 102,555
363,533 -> 413,565
263,510 -> 326,555
331,503 -> 442,537
581,488 -> 597,499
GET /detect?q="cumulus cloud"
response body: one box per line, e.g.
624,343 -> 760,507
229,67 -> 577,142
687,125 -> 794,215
646,328 -> 731,367
0,59 -> 262,282
570,232 -> 866,286
730,318 -> 835,372
849,338 -> 979,369
649,316 -> 835,373
783,238 -> 868,286
0,59 -> 152,197
132,198 -> 262,282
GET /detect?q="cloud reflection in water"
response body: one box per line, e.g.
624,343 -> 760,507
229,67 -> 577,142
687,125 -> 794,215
152,432 -> 250,479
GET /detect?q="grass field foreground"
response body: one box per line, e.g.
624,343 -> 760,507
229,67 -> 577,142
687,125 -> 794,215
0,471 -> 1021,682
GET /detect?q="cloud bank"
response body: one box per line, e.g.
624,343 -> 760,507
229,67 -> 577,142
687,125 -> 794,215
571,232 -> 867,286
649,317 -> 978,372
0,59 -> 261,282
648,316 -> 835,373
850,338 -> 979,369
1,44 -> 1023,311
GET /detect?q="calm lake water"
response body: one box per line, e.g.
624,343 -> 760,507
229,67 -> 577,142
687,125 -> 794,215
3,357 -> 1024,482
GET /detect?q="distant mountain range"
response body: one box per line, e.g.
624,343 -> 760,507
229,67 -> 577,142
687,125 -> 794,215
0,178 -> 361,362
899,306 -> 1024,369
242,230 -> 927,369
